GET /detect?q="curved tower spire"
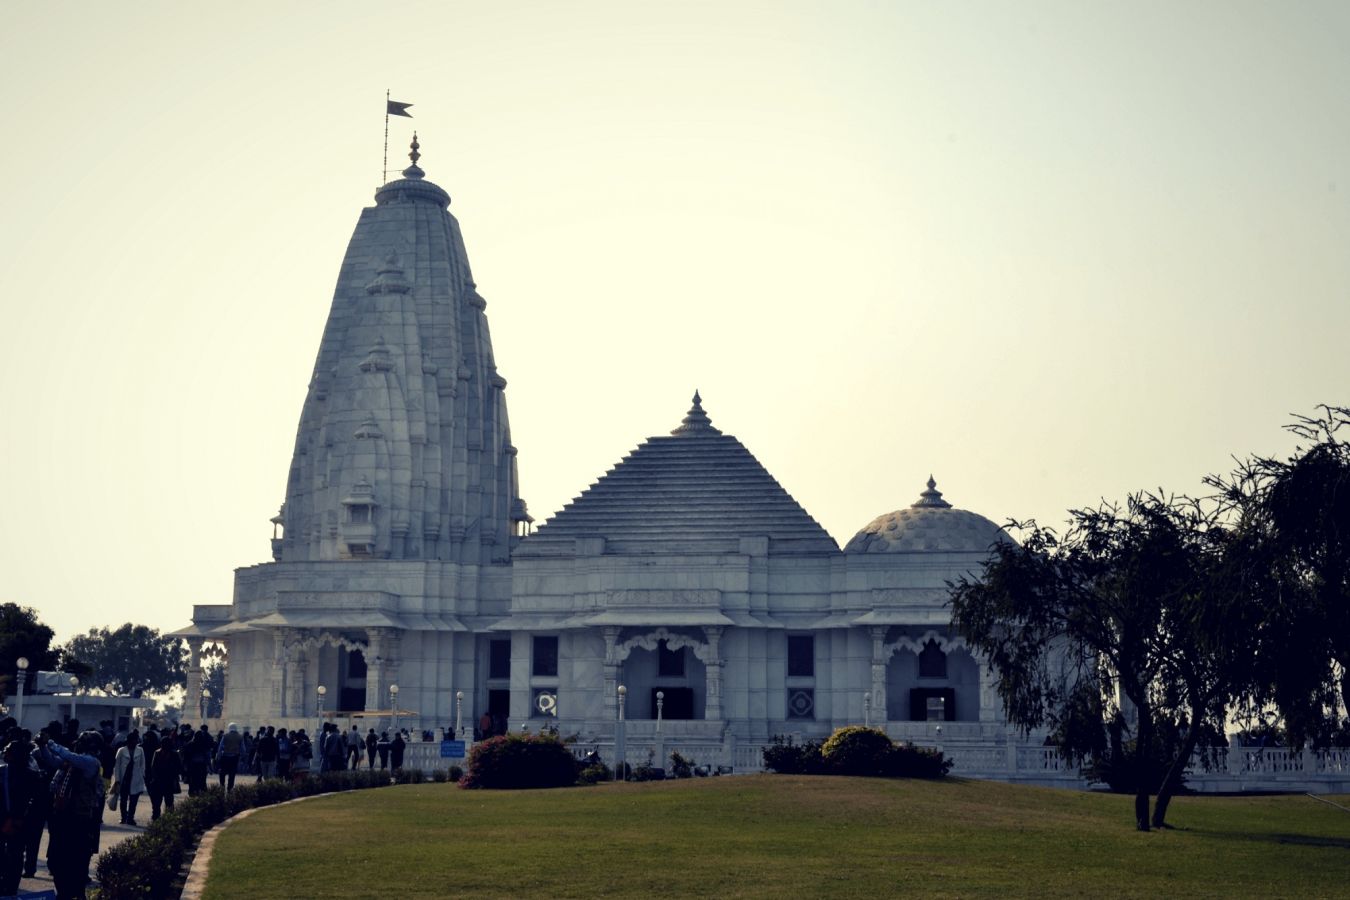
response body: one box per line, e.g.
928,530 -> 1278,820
280,138 -> 526,564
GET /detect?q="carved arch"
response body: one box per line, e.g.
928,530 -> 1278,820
882,629 -> 970,660
615,627 -> 713,664
287,631 -> 369,654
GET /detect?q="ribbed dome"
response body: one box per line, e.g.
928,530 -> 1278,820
845,477 -> 1008,554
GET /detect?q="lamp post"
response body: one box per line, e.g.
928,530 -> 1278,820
389,684 -> 400,736
863,691 -> 872,728
14,657 -> 27,727
455,690 -> 464,741
656,690 -> 664,733
615,684 -> 627,782
200,687 -> 210,721
68,675 -> 79,722
316,684 -> 327,740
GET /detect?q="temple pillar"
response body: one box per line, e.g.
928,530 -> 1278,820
184,637 -> 205,721
869,627 -> 888,722
704,626 -> 724,721
367,628 -> 401,712
269,630 -> 287,717
284,632 -> 308,719
978,654 -> 1000,724
602,627 -> 621,721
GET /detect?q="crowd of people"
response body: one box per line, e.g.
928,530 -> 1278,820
0,716 -> 420,899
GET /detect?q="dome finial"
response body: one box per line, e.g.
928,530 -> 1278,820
409,132 -> 420,166
914,475 -> 951,509
671,390 -> 720,436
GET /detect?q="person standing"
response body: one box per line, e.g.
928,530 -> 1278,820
276,728 -> 292,779
149,731 -> 181,821
346,726 -> 363,770
254,726 -> 278,780
0,739 -> 38,896
322,724 -> 346,772
22,724 -> 61,878
216,723 -> 244,790
139,729 -> 161,822
112,731 -> 146,826
365,729 -> 378,769
289,730 -> 312,782
390,731 -> 406,772
41,730 -> 106,900
185,727 -> 211,796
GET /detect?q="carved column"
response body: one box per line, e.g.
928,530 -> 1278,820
869,627 -> 888,722
217,639 -> 231,720
365,628 -> 387,711
704,626 -> 724,721
368,628 -> 401,711
602,626 -> 621,721
978,654 -> 1000,723
269,630 -> 287,718
284,632 -> 307,719
184,637 -> 205,721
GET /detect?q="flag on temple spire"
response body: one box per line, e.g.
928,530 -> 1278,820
387,99 -> 413,118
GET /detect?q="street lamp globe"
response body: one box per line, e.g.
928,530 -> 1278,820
15,657 -> 28,672
69,676 -> 79,690
316,685 -> 326,697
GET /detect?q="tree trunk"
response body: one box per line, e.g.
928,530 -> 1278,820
1132,696 -> 1152,832
1151,719 -> 1203,829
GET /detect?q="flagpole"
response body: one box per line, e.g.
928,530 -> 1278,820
383,88 -> 391,186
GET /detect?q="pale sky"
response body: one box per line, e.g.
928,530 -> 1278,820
2,1 -> 1346,645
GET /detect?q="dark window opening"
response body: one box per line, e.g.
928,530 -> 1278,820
653,687 -> 694,719
532,636 -> 559,678
787,635 -> 814,677
918,639 -> 947,678
489,640 -> 511,679
347,649 -> 367,678
657,640 -> 685,677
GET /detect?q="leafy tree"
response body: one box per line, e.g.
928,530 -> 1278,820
0,603 -> 61,701
949,493 -> 1256,830
1209,405 -> 1350,745
61,623 -> 187,697
202,662 -> 225,718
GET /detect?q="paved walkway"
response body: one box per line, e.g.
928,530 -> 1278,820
18,813 -> 141,897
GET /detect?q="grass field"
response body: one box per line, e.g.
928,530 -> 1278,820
202,776 -> 1350,898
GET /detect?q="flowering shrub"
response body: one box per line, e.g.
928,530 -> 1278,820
459,732 -> 580,789
821,726 -> 897,776
763,728 -> 951,780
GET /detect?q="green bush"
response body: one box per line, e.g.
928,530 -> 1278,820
668,751 -> 694,779
761,736 -> 827,774
448,765 -> 463,782
431,769 -> 448,783
885,742 -> 953,779
94,769 -> 396,898
460,732 -> 581,789
821,726 -> 896,776
575,761 -> 611,785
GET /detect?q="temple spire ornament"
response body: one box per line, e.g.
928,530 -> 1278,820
671,390 -> 721,436
914,475 -> 953,509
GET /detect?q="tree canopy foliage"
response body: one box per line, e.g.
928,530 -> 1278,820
0,603 -> 61,701
61,623 -> 187,697
950,493 -> 1263,830
1209,404 -> 1350,746
950,404 -> 1348,830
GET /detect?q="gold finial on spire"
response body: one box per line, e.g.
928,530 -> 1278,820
409,132 -> 421,166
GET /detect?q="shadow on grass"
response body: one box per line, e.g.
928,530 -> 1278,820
1193,830 -> 1350,850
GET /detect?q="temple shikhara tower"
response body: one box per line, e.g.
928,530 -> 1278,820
177,135 -> 1046,778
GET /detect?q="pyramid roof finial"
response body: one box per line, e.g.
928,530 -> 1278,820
671,390 -> 720,436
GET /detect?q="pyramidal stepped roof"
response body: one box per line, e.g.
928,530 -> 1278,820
516,394 -> 838,557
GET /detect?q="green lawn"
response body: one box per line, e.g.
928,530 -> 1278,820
202,776 -> 1350,898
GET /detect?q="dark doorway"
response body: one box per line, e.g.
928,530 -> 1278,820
653,687 -> 694,720
488,689 -> 510,717
908,687 -> 956,721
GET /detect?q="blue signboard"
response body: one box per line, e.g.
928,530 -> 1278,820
440,739 -> 466,758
